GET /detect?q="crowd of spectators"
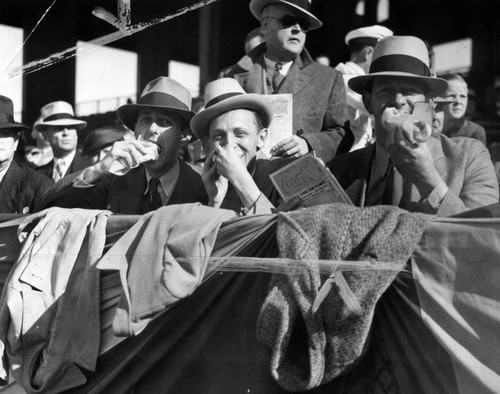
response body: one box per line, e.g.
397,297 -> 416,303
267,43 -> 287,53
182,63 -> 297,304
2,0 -> 500,219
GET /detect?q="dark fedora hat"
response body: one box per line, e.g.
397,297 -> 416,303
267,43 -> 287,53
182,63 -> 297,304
349,36 -> 448,96
117,76 -> 195,131
81,126 -> 127,156
0,95 -> 26,131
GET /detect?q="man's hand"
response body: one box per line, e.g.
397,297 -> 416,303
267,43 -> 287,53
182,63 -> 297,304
83,140 -> 157,184
211,143 -> 261,210
211,143 -> 249,183
386,126 -> 443,198
271,135 -> 309,158
202,150 -> 229,208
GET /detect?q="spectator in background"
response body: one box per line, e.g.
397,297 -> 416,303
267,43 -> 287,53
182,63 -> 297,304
35,101 -> 88,181
439,73 -> 487,145
219,0 -> 353,163
0,95 -> 53,213
465,88 -> 482,121
328,36 -> 498,217
244,27 -> 265,55
81,125 -> 129,165
314,54 -> 330,66
335,25 -> 393,151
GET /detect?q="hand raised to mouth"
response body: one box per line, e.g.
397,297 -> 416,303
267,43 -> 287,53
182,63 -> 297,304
108,139 -> 161,176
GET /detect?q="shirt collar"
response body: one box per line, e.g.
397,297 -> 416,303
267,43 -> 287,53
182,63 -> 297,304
54,150 -> 76,167
144,160 -> 180,199
264,55 -> 293,76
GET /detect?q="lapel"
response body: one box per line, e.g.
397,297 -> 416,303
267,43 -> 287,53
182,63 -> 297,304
0,161 -> 22,211
332,145 -> 375,208
68,151 -> 88,174
115,166 -> 149,213
233,54 -> 267,94
168,160 -> 208,205
277,55 -> 312,96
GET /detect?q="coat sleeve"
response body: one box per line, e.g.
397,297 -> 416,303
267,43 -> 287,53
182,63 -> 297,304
34,171 -> 110,211
412,141 -> 499,217
437,142 -> 499,216
300,70 -> 354,162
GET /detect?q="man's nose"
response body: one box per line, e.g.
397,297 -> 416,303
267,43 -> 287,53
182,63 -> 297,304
148,121 -> 161,135
393,93 -> 407,108
225,132 -> 236,145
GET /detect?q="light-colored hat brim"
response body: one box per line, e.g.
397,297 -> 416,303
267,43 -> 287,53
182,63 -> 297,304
348,72 -> 448,97
36,118 -> 87,132
116,103 -> 195,131
190,94 -> 273,140
250,0 -> 322,30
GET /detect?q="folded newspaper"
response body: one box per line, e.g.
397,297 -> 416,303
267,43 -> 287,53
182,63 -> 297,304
270,153 -> 353,211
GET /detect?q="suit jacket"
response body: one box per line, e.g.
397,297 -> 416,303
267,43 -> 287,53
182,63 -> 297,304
327,134 -> 499,216
0,160 -> 53,213
37,160 -> 208,214
36,151 -> 88,179
219,43 -> 353,163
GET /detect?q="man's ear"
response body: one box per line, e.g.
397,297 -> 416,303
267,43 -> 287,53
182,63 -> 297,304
257,128 -> 268,149
362,46 -> 374,63
362,91 -> 373,114
180,128 -> 192,144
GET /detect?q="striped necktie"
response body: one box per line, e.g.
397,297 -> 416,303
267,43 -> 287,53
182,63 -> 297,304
53,160 -> 65,182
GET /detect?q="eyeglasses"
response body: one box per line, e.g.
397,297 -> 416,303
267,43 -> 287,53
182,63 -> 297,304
263,15 -> 311,33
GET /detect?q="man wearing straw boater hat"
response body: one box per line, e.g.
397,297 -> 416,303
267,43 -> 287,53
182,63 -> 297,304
327,36 -> 498,216
191,78 -> 289,215
35,101 -> 88,181
0,95 -> 53,213
37,77 -> 207,213
219,0 -> 353,163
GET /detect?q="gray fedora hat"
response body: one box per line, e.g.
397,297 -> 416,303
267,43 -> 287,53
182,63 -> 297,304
117,77 -> 195,130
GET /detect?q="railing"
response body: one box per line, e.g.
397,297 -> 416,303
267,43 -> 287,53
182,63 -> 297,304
75,94 -> 137,117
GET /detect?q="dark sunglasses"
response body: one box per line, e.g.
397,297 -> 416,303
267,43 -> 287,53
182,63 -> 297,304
264,15 -> 311,33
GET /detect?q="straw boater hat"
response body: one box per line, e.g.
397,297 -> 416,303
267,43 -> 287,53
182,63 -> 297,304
348,36 -> 448,96
249,0 -> 322,31
0,95 -> 26,131
35,101 -> 87,132
117,76 -> 194,130
345,25 -> 393,47
190,78 -> 273,140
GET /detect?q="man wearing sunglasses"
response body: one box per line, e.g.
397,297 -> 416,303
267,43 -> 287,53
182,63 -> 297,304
219,0 -> 353,163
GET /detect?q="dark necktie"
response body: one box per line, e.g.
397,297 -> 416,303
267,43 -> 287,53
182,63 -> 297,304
366,160 -> 394,206
148,177 -> 163,210
272,62 -> 285,92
